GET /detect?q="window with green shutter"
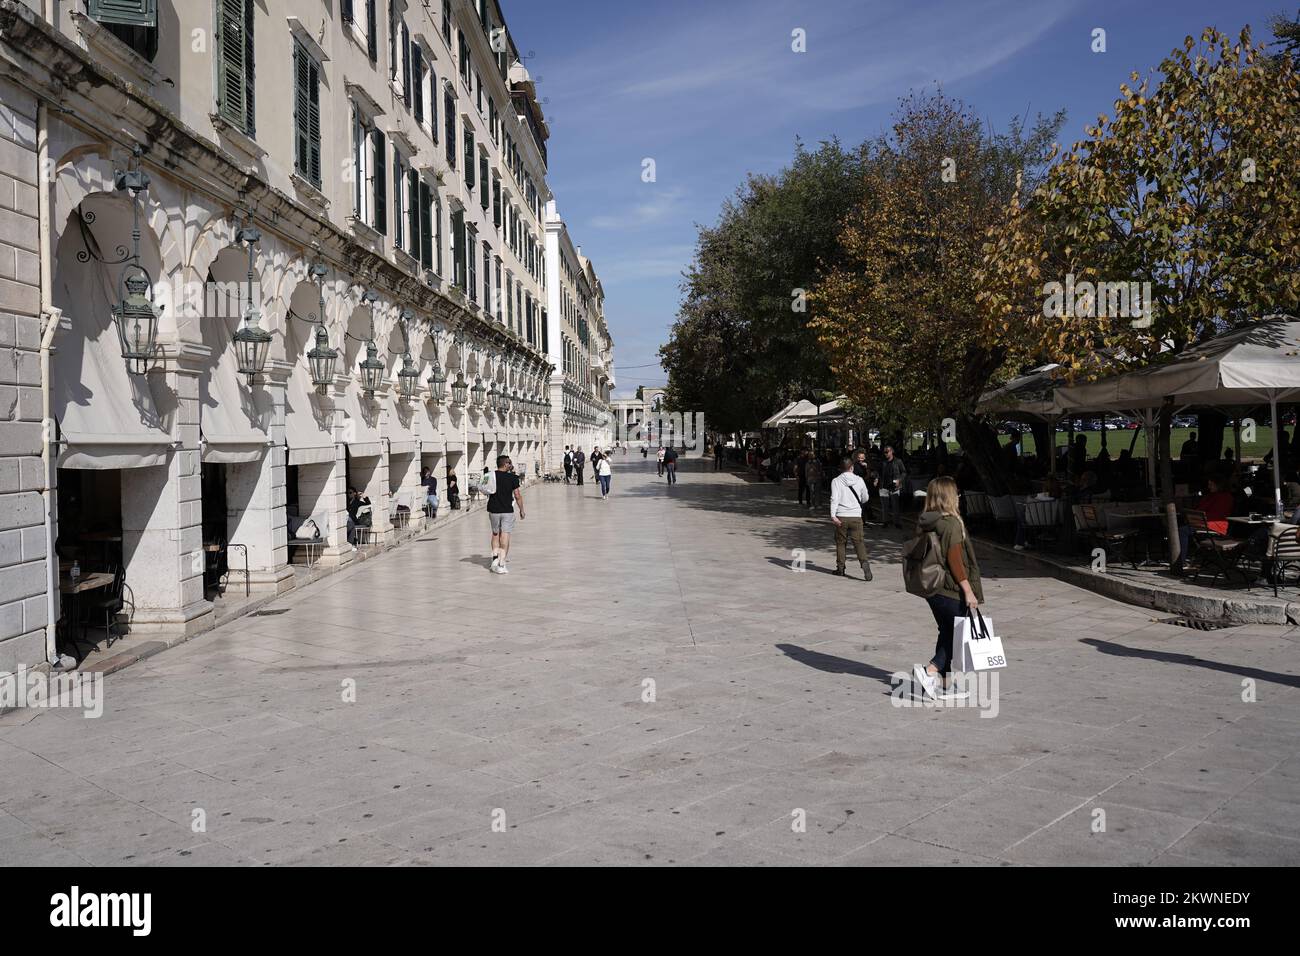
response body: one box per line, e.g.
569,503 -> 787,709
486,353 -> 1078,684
393,150 -> 405,251
293,41 -> 322,188
89,0 -> 158,58
373,129 -> 387,235
451,208 -> 465,290
464,126 -> 475,189
417,179 -> 433,271
480,156 -> 489,211
408,169 -> 421,261
216,0 -> 255,136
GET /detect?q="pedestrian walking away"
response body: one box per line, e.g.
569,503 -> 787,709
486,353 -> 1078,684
805,454 -> 824,509
878,444 -> 908,528
420,467 -> 438,520
573,447 -> 586,485
485,455 -> 526,574
663,445 -> 678,485
797,450 -> 811,507
829,456 -> 873,580
563,445 -> 573,483
598,454 -> 612,498
852,449 -> 875,523
911,476 -> 983,700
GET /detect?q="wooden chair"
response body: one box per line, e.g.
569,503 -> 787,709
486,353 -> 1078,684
1081,503 -> 1139,569
1266,524 -> 1300,597
1023,498 -> 1063,550
990,494 -> 1017,542
83,564 -> 131,649
1185,509 -> 1249,587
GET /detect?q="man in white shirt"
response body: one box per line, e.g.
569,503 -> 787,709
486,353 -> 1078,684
830,456 -> 873,581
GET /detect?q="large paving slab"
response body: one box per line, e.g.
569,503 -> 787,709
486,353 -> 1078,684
1,457 -> 1297,866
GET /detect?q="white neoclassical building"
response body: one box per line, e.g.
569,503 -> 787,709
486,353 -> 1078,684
544,201 -> 614,465
0,0 -> 610,674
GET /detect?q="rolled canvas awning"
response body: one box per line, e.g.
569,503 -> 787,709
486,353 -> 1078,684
51,305 -> 173,470
384,393 -> 419,456
199,341 -> 273,464
418,402 -> 444,452
339,386 -> 382,458
284,370 -> 336,466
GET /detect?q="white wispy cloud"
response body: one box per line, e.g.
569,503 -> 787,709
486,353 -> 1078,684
589,186 -> 689,231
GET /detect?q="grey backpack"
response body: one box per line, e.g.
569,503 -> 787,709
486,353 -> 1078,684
902,530 -> 946,598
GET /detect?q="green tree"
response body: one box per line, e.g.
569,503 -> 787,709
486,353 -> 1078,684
810,90 -> 1062,491
980,27 -> 1300,496
661,139 -> 871,433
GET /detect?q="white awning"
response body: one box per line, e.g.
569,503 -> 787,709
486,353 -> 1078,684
339,385 -> 382,458
385,393 -> 419,456
418,402 -> 445,452
284,369 -> 336,466
51,295 -> 173,470
198,336 -> 273,464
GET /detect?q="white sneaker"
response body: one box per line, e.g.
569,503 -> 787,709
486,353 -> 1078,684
490,554 -> 500,571
498,563 -> 509,574
913,665 -> 937,700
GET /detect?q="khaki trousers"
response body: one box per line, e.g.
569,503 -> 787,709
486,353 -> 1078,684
834,516 -> 868,570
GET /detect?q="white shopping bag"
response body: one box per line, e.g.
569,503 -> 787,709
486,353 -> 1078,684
953,609 -> 1007,672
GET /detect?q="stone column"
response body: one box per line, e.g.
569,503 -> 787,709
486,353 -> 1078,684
122,346 -> 210,635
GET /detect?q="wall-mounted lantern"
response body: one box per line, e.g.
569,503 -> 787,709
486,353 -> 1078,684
111,159 -> 161,375
232,222 -> 273,382
358,289 -> 385,395
396,307 -> 420,401
306,262 -> 338,390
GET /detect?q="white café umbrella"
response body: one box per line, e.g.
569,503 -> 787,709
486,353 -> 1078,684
1056,316 -> 1300,515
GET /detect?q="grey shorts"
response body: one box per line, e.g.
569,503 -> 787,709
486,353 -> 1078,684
489,512 -> 516,534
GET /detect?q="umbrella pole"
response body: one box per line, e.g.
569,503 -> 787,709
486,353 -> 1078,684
1233,417 -> 1241,476
1270,392 -> 1283,517
1144,407 -> 1158,501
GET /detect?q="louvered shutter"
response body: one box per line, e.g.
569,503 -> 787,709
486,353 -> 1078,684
292,43 -> 321,186
401,23 -> 412,108
89,0 -> 157,27
366,0 -> 378,62
342,0 -> 353,24
216,0 -> 248,132
373,129 -> 387,235
411,45 -> 424,124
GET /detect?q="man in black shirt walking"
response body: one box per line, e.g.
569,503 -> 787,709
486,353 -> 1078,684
485,455 -> 526,574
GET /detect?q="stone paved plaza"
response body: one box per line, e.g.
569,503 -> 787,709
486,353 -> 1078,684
2,459 -> 1298,866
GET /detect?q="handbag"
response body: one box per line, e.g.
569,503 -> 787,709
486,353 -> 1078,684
952,608 -> 1007,671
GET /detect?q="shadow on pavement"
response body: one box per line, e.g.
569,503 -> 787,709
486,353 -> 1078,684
776,642 -> 898,690
1081,637 -> 1300,688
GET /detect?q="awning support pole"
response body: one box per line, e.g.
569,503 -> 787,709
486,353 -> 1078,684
1270,392 -> 1284,518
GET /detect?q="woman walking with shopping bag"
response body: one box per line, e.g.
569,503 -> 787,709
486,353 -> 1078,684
911,476 -> 983,700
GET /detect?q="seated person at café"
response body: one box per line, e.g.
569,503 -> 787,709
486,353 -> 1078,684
346,486 -> 372,548
1173,475 -> 1234,575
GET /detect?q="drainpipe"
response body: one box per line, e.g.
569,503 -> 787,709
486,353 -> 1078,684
37,100 -> 60,665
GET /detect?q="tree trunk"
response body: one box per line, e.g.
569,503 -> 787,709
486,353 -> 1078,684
1198,409 -> 1226,464
1158,403 -> 1175,502
957,412 -> 1009,495
1030,422 -> 1050,466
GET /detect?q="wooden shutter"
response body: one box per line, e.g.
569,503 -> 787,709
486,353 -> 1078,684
373,129 -> 387,235
89,0 -> 157,27
480,156 -> 489,210
293,43 -> 321,186
216,0 -> 249,132
366,0 -> 378,62
411,45 -> 424,124
401,23 -> 412,108
341,0 -> 353,24
392,151 -> 403,249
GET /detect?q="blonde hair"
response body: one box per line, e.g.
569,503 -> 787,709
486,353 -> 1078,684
924,476 -> 965,536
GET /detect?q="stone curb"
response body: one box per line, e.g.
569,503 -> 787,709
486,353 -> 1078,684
971,533 -> 1300,626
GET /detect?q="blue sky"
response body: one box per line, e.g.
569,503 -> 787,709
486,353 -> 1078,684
501,0 -> 1292,396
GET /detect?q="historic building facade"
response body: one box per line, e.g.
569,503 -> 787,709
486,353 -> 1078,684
0,0 -> 612,673
544,201 -> 614,465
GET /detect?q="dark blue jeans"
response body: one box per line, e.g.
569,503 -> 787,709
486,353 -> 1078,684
926,594 -> 964,676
